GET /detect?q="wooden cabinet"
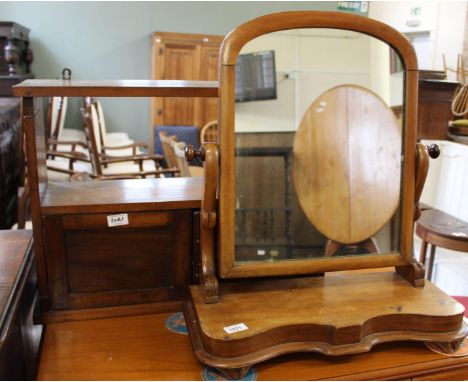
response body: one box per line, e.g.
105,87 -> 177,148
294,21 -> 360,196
43,209 -> 194,312
13,80 -> 217,323
150,32 -> 223,152
36,178 -> 202,322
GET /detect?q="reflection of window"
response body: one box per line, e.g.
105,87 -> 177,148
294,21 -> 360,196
390,49 -> 404,73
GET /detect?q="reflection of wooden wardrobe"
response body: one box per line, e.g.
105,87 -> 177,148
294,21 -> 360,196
150,32 -> 223,153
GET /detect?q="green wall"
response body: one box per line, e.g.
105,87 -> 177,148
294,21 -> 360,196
0,1 -> 338,142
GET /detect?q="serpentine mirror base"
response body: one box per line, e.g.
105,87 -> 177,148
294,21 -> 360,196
185,272 -> 468,379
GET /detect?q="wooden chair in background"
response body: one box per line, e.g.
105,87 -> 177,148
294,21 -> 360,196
48,96 -> 86,142
93,98 -> 133,146
158,131 -> 180,175
81,103 -> 174,179
200,120 -> 218,144
84,97 -> 149,158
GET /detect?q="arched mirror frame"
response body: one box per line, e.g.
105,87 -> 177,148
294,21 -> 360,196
217,11 -> 418,279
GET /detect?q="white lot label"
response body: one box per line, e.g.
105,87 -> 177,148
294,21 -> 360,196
223,323 -> 249,334
107,213 -> 129,227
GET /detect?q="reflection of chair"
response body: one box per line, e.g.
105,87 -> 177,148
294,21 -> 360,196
292,85 -> 401,257
158,131 -> 179,173
200,120 -> 218,144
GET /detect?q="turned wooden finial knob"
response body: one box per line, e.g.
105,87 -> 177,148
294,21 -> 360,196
185,145 -> 205,162
426,144 -> 440,159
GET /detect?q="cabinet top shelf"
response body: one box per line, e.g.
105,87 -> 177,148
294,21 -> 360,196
41,177 -> 203,215
13,79 -> 219,97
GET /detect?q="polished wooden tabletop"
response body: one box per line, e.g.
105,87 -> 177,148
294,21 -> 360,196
37,309 -> 468,380
0,230 -> 32,335
13,79 -> 219,97
41,177 -> 203,215
417,208 -> 468,240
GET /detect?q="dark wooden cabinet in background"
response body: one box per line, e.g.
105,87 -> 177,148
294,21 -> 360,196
0,22 -> 34,97
149,31 -> 223,153
417,79 -> 458,140
0,22 -> 33,228
0,98 -> 20,228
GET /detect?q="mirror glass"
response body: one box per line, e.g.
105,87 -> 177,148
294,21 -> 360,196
234,29 -> 404,263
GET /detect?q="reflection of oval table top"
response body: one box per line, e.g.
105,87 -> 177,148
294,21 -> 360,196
293,85 -> 401,244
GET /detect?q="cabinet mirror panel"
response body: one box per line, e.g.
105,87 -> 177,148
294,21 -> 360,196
233,29 -> 404,264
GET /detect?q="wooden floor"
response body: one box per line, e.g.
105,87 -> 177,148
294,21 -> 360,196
38,311 -> 468,380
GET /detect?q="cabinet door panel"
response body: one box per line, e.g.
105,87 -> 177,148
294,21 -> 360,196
150,32 -> 223,153
196,46 -> 219,128
44,210 -> 193,310
162,44 -> 199,126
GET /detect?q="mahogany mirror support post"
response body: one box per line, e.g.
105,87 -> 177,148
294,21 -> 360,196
396,142 -> 441,287
187,143 -> 219,303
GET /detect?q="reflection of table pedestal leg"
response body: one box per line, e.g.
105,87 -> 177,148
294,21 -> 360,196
324,237 -> 380,257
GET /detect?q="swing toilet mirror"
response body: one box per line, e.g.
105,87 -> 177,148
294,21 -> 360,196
216,14 -> 419,280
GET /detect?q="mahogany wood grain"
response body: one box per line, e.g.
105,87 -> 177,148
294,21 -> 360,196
37,311 -> 468,381
414,143 -> 430,221
13,79 -> 218,97
41,177 -> 202,215
397,68 -> 420,281
42,209 -> 193,312
0,230 -> 42,381
36,300 -> 184,324
186,271 -> 466,373
0,230 -> 33,309
191,272 -> 464,347
293,85 -> 401,244
22,96 -> 50,309
198,143 -> 219,303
